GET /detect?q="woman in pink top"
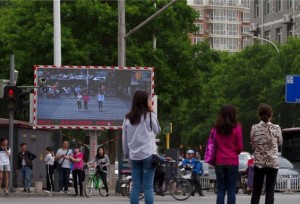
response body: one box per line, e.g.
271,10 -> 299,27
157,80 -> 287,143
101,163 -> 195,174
70,145 -> 84,197
213,104 -> 243,204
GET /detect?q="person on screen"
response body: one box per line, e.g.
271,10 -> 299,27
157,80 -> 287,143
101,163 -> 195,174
97,92 -> 105,112
76,93 -> 83,111
83,93 -> 89,111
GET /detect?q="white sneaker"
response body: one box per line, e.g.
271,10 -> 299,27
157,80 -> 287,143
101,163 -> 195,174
59,190 -> 64,193
45,190 -> 51,194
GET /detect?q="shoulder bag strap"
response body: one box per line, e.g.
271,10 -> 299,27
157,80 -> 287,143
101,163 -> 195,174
149,112 -> 152,131
60,149 -> 69,165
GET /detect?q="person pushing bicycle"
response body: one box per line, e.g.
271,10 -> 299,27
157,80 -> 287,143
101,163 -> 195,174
88,146 -> 110,197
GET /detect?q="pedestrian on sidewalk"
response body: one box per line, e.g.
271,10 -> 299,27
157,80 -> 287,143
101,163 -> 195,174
70,145 -> 84,197
16,143 -> 37,193
122,90 -> 161,204
250,104 -> 282,204
88,146 -> 110,197
83,93 -> 90,111
0,138 -> 11,195
76,93 -> 83,111
44,146 -> 54,194
55,141 -> 73,194
97,91 -> 105,111
213,104 -> 243,204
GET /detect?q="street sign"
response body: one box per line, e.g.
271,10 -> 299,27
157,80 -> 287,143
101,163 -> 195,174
286,75 -> 300,103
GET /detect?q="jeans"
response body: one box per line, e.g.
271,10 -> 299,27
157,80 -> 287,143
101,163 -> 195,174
130,155 -> 155,204
251,166 -> 278,204
21,166 -> 32,190
59,167 -> 71,191
215,165 -> 239,204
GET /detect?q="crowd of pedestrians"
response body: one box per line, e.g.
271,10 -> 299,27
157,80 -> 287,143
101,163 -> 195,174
0,89 -> 283,204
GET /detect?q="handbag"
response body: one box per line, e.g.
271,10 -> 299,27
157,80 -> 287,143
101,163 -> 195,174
204,128 -> 216,166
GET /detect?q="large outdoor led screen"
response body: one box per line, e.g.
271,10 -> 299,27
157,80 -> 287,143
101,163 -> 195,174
33,65 -> 154,129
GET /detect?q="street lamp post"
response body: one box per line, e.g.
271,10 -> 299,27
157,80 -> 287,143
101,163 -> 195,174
243,33 -> 280,53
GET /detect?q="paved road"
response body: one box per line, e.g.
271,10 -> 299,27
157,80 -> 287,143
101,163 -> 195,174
37,96 -> 131,120
1,192 -> 300,204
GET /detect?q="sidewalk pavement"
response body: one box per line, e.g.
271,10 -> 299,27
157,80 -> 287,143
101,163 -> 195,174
0,187 -> 119,197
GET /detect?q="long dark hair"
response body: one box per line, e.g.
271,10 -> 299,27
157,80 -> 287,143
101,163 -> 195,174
95,146 -> 105,159
215,104 -> 238,135
126,90 -> 150,125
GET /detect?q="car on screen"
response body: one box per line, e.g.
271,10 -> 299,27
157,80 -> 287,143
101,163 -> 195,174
93,76 -> 106,82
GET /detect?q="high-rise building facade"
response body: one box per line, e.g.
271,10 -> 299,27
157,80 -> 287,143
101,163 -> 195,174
187,0 -> 251,52
250,0 -> 299,44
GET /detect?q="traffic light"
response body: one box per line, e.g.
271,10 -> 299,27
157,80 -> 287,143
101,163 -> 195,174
3,86 -> 20,111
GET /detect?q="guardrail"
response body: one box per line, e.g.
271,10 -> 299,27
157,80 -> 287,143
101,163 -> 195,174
275,176 -> 300,192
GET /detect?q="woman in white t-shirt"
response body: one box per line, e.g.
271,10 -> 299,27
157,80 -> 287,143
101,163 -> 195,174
44,146 -> 54,193
0,138 -> 11,195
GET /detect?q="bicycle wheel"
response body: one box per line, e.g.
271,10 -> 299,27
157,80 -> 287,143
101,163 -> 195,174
98,179 -> 106,197
170,178 -> 191,201
84,176 -> 94,197
126,180 -> 144,200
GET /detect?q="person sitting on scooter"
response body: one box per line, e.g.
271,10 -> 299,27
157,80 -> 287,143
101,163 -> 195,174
180,149 -> 204,196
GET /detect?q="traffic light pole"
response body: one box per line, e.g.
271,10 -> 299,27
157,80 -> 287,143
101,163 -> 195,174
9,54 -> 15,192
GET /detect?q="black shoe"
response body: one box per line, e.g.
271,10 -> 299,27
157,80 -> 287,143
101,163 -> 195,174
80,193 -> 84,197
105,193 -> 109,197
28,189 -> 31,193
23,189 -> 27,192
191,192 -> 195,196
73,194 -> 79,197
199,194 -> 205,196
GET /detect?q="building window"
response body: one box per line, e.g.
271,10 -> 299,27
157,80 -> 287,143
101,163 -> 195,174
287,25 -> 293,36
193,37 -> 204,44
242,26 -> 250,34
265,0 -> 271,15
213,9 -> 225,21
242,12 -> 250,22
255,0 -> 259,18
213,37 -> 226,50
287,0 -> 293,8
227,10 -> 238,22
227,38 -> 238,50
194,23 -> 204,34
265,30 -> 271,40
228,24 -> 238,36
276,28 -> 282,44
197,10 -> 203,20
276,0 -> 283,11
213,23 -> 226,35
194,0 -> 203,5
241,0 -> 250,8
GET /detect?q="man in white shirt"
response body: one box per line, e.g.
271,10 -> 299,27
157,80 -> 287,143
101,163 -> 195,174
0,138 -> 11,195
55,140 -> 73,194
97,92 -> 105,111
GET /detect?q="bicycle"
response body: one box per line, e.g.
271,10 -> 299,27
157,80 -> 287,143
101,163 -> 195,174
154,160 -> 192,201
84,163 -> 106,197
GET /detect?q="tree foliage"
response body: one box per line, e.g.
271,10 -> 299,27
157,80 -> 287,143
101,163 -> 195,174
1,1 -> 300,152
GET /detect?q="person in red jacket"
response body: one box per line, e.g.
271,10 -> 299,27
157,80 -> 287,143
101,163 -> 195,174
213,104 -> 243,204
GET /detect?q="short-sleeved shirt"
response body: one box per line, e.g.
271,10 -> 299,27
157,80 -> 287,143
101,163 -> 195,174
72,152 -> 84,170
0,146 -> 10,165
56,149 -> 73,169
44,153 -> 54,165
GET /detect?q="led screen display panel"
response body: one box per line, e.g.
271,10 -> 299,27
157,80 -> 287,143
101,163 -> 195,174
33,65 -> 154,129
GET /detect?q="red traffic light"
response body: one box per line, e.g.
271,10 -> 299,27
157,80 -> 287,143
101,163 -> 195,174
7,88 -> 15,98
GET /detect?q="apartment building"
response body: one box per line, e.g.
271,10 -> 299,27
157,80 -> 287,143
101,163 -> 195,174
250,0 -> 300,44
187,0 -> 251,52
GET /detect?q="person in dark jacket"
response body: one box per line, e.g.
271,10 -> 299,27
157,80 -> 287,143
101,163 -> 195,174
16,143 -> 37,193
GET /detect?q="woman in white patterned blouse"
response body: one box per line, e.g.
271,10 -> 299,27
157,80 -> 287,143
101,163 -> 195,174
250,104 -> 283,204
